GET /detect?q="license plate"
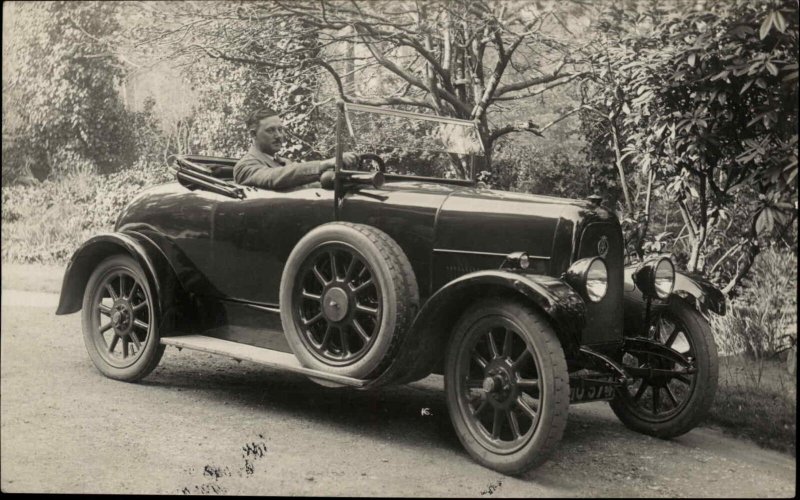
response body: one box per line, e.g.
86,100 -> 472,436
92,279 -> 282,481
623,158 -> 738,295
569,376 -> 617,404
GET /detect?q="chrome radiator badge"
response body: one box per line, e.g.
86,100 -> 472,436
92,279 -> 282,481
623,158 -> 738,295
597,236 -> 609,258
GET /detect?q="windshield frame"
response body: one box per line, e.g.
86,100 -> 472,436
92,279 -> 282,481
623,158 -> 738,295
339,102 -> 483,185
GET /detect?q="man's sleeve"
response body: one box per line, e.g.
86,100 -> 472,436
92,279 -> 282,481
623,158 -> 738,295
234,158 -> 324,190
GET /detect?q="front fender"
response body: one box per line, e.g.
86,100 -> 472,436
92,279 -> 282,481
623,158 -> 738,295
55,231 -> 184,335
673,271 -> 726,316
367,270 -> 587,388
432,271 -> 588,346
623,265 -> 725,336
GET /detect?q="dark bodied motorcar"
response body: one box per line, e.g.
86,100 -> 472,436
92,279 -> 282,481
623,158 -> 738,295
57,103 -> 725,474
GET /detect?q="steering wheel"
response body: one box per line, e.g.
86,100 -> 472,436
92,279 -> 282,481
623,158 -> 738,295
357,153 -> 386,173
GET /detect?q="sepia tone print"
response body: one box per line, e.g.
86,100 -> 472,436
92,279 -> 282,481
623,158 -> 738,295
2,0 -> 796,495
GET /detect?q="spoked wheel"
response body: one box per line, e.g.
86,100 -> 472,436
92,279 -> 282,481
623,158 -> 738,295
280,223 -> 418,381
293,244 -> 383,365
610,298 -> 718,438
81,254 -> 165,381
445,299 -> 569,475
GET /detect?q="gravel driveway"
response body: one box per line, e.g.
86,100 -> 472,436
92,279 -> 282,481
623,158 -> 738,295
0,284 -> 796,496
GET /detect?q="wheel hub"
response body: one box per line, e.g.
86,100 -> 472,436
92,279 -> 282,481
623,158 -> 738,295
482,374 -> 506,393
111,301 -> 133,333
322,287 -> 349,322
484,360 -> 517,408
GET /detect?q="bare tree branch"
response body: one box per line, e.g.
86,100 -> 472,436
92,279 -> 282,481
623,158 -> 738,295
488,121 -> 543,147
496,68 -> 579,96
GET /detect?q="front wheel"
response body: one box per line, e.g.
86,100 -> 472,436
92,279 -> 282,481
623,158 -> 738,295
445,298 -> 570,475
610,298 -> 718,438
81,254 -> 165,381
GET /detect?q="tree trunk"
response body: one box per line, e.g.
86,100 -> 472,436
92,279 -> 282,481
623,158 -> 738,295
609,121 -> 633,215
721,213 -> 797,296
687,175 -> 708,272
634,169 -> 656,257
677,198 -> 702,272
720,239 -> 757,296
345,26 -> 355,95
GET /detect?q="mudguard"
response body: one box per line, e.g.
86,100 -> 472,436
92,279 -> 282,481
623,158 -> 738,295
623,266 -> 726,337
55,231 -> 185,335
672,271 -> 726,316
366,270 -> 587,388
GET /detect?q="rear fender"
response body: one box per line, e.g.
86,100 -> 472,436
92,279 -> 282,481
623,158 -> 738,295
367,270 -> 587,388
55,232 -> 185,335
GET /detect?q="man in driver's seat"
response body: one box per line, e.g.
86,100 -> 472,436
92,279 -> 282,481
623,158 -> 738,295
234,108 -> 358,190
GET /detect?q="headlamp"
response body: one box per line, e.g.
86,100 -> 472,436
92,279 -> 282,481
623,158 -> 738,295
633,256 -> 675,300
565,257 -> 608,303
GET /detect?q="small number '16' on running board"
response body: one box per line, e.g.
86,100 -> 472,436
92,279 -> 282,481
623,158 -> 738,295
160,335 -> 367,388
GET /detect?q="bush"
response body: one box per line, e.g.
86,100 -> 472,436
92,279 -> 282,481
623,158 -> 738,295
711,247 -> 797,383
704,247 -> 796,454
1,160 -> 173,264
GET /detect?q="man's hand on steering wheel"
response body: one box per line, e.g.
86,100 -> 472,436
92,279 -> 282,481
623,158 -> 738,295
320,152 -> 359,172
341,152 -> 359,169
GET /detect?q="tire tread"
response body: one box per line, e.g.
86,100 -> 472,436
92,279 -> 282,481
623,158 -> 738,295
446,297 -> 570,475
280,222 -> 419,380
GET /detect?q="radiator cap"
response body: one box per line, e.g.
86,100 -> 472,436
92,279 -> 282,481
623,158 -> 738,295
587,194 -> 603,206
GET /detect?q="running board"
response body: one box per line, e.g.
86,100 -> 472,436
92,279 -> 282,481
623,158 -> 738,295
160,335 -> 367,388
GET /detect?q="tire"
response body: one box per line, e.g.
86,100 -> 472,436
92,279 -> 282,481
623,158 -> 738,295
445,298 -> 570,475
610,298 -> 719,438
280,222 -> 419,380
81,254 -> 165,382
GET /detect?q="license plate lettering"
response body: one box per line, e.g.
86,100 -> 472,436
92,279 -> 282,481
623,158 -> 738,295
570,377 -> 616,404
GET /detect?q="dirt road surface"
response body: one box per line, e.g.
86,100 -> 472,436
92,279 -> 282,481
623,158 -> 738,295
1,288 -> 796,496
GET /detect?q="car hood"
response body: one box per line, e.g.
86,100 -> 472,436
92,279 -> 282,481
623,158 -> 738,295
433,186 -> 616,273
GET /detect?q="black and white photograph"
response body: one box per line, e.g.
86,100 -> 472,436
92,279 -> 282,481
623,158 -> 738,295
1,0 -> 797,496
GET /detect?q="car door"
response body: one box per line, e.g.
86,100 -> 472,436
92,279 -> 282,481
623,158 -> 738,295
209,186 -> 336,305
338,182 -> 453,300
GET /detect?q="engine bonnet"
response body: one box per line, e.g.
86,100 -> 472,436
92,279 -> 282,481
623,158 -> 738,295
434,188 -> 616,274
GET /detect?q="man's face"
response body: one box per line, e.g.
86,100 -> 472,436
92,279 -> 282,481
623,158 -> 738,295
252,115 -> 285,156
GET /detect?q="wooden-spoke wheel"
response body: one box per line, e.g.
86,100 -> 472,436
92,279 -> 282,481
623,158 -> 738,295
445,299 -> 569,475
611,299 -> 718,438
456,324 -> 543,453
280,223 -> 418,381
617,314 -> 695,421
293,243 -> 383,366
81,255 -> 164,381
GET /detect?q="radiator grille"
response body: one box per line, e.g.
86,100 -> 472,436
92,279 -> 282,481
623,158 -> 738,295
576,223 -> 624,344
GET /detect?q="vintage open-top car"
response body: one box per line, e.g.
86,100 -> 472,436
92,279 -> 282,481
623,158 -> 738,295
56,103 -> 725,474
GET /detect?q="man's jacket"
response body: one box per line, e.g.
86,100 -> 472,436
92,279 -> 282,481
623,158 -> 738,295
234,145 -> 324,190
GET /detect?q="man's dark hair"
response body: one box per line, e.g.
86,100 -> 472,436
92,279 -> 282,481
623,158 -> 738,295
246,107 -> 280,131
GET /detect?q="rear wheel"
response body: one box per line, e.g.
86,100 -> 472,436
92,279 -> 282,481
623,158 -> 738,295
81,254 -> 164,381
610,298 -> 718,438
445,298 -> 569,475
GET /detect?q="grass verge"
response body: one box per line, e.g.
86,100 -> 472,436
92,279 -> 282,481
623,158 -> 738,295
1,262 -> 67,294
706,355 -> 796,456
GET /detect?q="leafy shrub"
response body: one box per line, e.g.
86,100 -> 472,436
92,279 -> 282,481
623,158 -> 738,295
711,247 -> 797,386
706,247 -> 796,453
48,149 -> 97,179
1,160 -> 173,264
3,2 -> 138,182
130,97 -> 170,165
